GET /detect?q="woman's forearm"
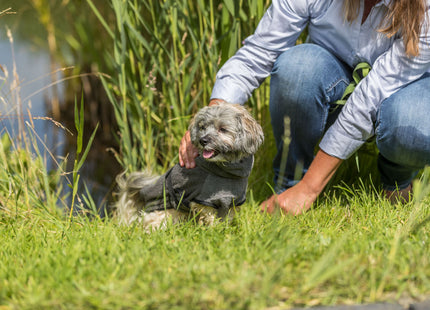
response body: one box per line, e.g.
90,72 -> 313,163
301,149 -> 343,195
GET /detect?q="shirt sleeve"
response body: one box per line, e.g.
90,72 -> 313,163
320,11 -> 430,160
210,0 -> 310,104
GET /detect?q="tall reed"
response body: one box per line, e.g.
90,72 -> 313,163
87,0 -> 272,174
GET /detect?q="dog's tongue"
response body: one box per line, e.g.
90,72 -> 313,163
203,150 -> 215,159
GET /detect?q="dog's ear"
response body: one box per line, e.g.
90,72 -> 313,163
236,107 -> 264,155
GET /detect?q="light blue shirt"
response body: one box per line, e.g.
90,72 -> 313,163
211,0 -> 430,159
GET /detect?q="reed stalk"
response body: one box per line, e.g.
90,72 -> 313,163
87,0 -> 271,175
30,0 -> 61,119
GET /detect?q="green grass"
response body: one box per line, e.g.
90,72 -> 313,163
2,177 -> 430,309
2,1 -> 430,309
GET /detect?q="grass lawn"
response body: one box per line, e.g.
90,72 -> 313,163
1,177 -> 430,309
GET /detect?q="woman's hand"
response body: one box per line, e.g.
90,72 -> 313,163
261,150 -> 343,215
179,130 -> 199,168
261,181 -> 319,215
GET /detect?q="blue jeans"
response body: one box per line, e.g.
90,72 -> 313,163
270,43 -> 430,192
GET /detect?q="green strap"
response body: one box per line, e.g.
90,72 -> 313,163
333,62 -> 372,106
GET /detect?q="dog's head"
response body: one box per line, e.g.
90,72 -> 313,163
189,103 -> 264,163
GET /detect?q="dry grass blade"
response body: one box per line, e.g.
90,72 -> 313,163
0,8 -> 16,17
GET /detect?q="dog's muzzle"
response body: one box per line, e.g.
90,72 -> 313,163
199,135 -> 211,146
199,136 -> 217,159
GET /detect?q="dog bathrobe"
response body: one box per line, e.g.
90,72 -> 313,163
138,155 -> 254,217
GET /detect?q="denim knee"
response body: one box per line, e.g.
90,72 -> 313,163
270,44 -> 351,107
376,74 -> 430,189
376,79 -> 430,168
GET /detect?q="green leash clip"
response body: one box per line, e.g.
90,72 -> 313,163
333,62 -> 372,107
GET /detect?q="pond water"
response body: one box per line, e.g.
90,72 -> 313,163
0,35 -> 113,210
0,39 -> 64,148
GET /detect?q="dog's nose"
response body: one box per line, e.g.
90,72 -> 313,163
199,136 -> 211,146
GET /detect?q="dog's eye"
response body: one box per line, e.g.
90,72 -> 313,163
219,127 -> 228,133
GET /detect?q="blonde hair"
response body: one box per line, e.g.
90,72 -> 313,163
343,0 -> 427,57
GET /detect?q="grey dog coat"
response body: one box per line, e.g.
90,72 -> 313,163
138,155 -> 254,215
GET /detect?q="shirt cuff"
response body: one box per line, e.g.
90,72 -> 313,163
210,78 -> 249,105
319,126 -> 365,160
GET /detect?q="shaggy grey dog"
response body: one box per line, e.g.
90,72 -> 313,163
114,103 -> 264,231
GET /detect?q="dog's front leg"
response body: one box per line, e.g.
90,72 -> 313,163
141,209 -> 189,232
190,203 -> 219,226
